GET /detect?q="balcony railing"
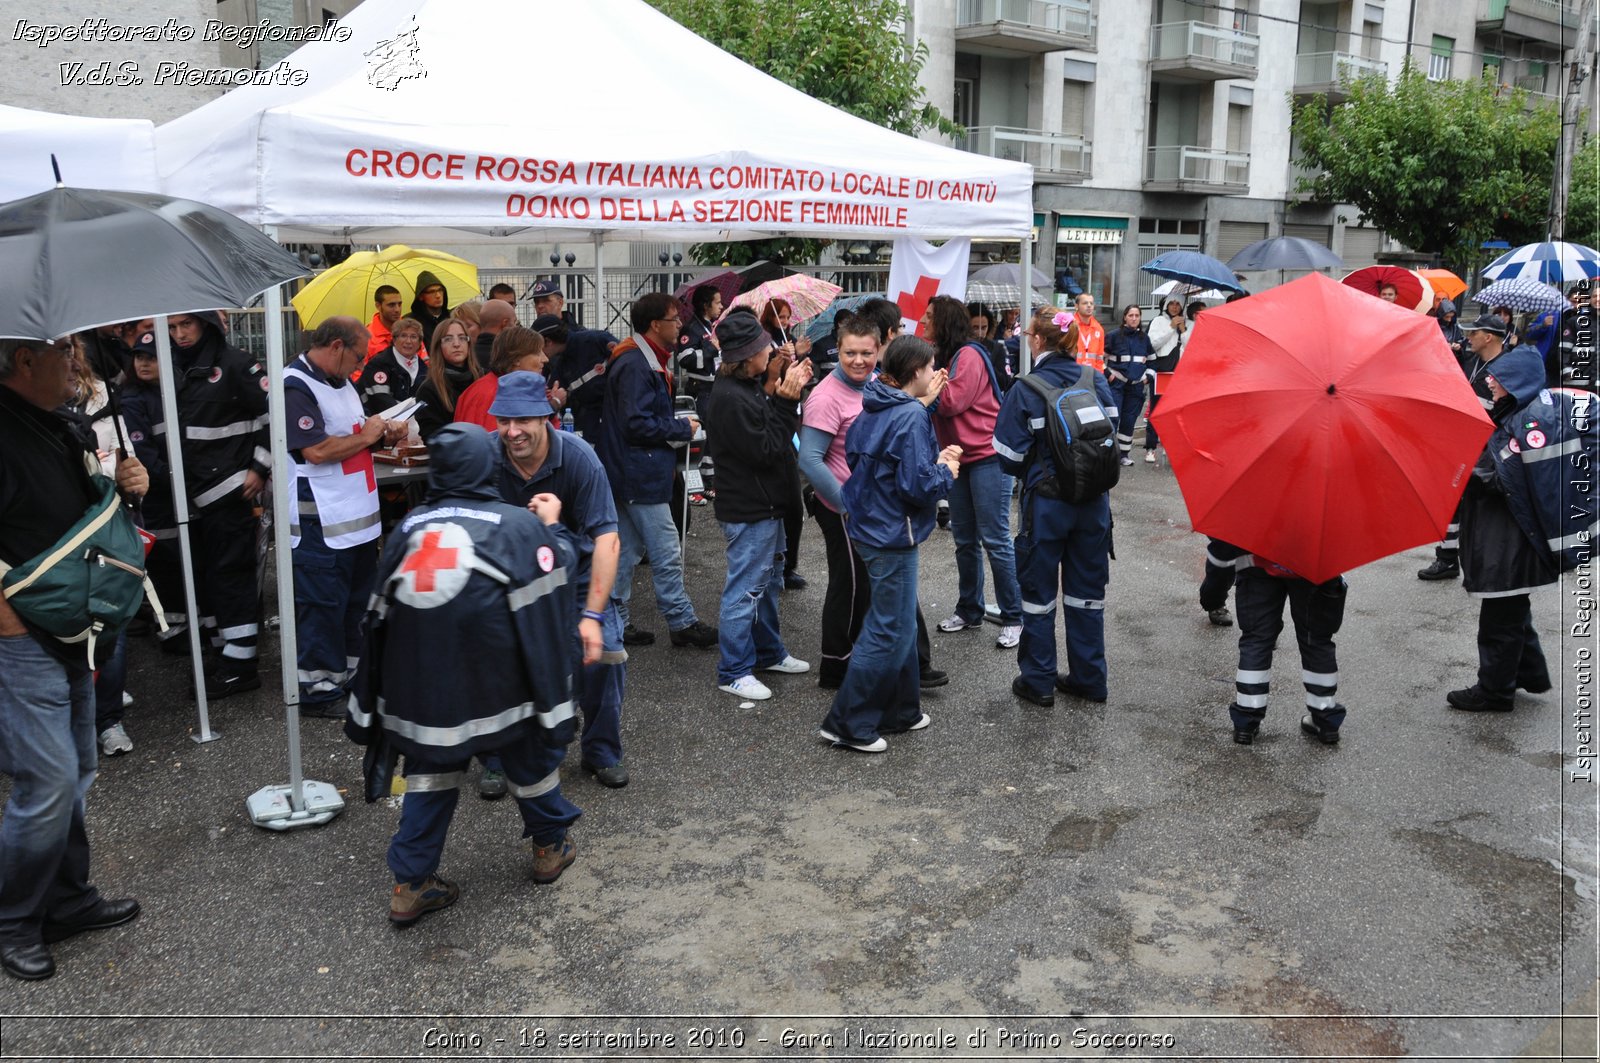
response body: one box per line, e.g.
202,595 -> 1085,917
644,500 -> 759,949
1149,20 -> 1259,76
956,0 -> 1095,53
1293,51 -> 1387,94
965,126 -> 1091,180
1144,145 -> 1250,192
1479,0 -> 1581,39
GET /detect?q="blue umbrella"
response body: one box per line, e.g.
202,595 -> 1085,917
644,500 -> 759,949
1481,241 -> 1600,285
802,291 -> 883,343
1140,250 -> 1247,295
1226,236 -> 1343,272
1472,277 -> 1566,315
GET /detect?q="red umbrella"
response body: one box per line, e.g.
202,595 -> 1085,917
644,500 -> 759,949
1148,272 -> 1493,583
1341,265 -> 1433,313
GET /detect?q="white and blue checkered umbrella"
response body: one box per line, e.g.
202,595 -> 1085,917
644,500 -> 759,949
1471,277 -> 1567,315
1480,241 -> 1600,285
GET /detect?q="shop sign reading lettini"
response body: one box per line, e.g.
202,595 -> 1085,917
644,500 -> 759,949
1059,227 -> 1123,244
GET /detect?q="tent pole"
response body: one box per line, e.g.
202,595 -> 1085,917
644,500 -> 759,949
1019,225 -> 1035,375
592,231 -> 605,333
265,284 -> 305,810
245,269 -> 344,831
155,318 -> 218,744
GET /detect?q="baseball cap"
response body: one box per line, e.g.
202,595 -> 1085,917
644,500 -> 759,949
1460,312 -> 1508,336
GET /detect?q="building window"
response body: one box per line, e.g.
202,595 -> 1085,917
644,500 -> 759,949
1135,218 -> 1202,306
953,78 -> 976,131
1428,36 -> 1453,82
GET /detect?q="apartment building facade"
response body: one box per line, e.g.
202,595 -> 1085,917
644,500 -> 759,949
915,0 -> 1586,311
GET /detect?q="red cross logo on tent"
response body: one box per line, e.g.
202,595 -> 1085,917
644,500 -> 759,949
341,422 -> 376,491
395,523 -> 475,608
895,275 -> 941,337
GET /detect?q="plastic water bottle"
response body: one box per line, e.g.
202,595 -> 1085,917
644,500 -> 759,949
561,408 -> 575,435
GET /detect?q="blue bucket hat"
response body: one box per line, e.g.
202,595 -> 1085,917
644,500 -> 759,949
488,371 -> 554,418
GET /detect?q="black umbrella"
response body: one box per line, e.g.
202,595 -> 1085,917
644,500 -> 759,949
1226,236 -> 1343,272
0,176 -> 307,340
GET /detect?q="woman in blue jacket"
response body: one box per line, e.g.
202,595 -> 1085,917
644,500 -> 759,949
818,337 -> 962,753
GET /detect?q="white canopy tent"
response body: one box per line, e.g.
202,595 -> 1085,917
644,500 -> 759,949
154,0 -> 1031,244
153,0 -> 1035,826
0,105 -> 160,202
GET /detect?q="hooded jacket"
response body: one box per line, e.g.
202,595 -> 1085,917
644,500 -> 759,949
345,425 -> 578,764
1478,345 -> 1597,575
1437,300 -> 1467,363
841,378 -> 954,548
404,269 -> 452,343
172,310 -> 270,509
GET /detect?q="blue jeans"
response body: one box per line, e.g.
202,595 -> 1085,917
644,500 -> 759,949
293,518 -> 378,708
716,519 -> 788,683
0,634 -> 101,946
574,600 -> 626,767
613,501 -> 697,631
93,631 -> 128,731
820,543 -> 922,743
946,456 -> 1021,625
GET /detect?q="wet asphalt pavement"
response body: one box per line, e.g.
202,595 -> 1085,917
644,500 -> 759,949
1,458 -> 1595,1061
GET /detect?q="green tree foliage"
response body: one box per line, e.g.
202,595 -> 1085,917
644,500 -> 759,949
1291,62 -> 1561,270
647,0 -> 957,265
1567,137 -> 1600,251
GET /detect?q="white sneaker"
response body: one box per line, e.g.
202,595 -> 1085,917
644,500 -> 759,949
762,655 -> 811,674
1119,456 -> 1135,466
121,691 -> 134,708
1144,450 -> 1158,464
718,675 -> 772,701
907,713 -> 932,731
819,729 -> 888,753
997,624 -> 1022,649
99,723 -> 133,756
937,613 -> 979,633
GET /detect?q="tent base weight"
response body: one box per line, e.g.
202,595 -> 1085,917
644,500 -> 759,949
247,781 -> 345,831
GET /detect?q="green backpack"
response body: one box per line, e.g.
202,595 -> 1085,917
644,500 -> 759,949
1,475 -> 160,666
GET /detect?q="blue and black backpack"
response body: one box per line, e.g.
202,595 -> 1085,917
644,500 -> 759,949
1018,364 -> 1120,503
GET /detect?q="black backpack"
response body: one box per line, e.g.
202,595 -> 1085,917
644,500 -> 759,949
1018,364 -> 1120,503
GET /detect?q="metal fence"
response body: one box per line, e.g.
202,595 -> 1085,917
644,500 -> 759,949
220,262 -> 891,358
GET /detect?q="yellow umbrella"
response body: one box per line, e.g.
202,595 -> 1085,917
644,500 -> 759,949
290,245 -> 481,328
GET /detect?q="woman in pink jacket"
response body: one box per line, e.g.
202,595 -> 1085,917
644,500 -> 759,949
922,295 -> 1022,649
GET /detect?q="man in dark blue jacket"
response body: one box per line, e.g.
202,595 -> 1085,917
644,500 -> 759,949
533,315 -> 618,442
346,426 -> 582,926
992,311 -> 1117,707
596,292 -> 717,649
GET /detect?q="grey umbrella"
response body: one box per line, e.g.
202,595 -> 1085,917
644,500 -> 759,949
1226,236 -> 1344,272
0,178 -> 308,759
970,262 -> 1053,288
0,183 -> 307,340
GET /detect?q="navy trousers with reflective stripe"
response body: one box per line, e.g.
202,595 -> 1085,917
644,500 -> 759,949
390,735 -> 581,885
1014,493 -> 1111,698
193,495 -> 260,676
292,518 -> 377,708
1230,569 -> 1347,733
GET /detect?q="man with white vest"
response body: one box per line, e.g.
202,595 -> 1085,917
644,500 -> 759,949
283,318 -> 407,717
